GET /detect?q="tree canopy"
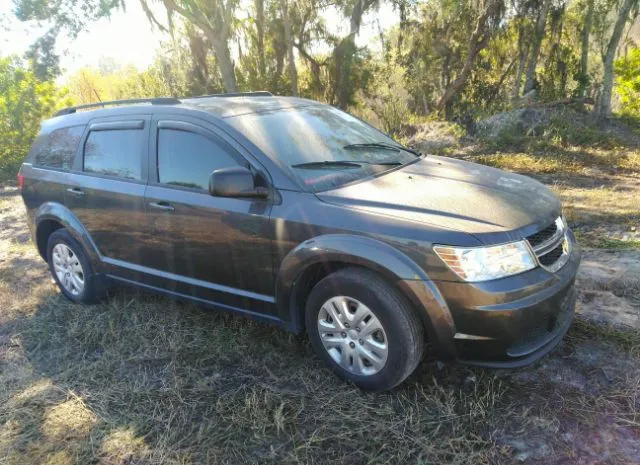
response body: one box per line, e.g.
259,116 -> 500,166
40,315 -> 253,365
11,0 -> 640,121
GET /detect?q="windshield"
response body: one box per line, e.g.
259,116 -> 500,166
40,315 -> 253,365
224,104 -> 418,192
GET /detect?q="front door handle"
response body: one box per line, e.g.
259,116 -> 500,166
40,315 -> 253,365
66,187 -> 85,196
148,201 -> 175,212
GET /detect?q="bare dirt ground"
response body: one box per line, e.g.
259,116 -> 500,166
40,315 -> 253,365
0,171 -> 639,464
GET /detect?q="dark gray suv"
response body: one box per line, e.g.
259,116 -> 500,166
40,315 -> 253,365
19,93 -> 581,391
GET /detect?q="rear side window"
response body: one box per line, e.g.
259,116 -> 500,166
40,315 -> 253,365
34,126 -> 85,170
157,129 -> 245,190
84,129 -> 143,180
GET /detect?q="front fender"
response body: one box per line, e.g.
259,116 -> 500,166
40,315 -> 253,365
275,234 -> 457,359
35,202 -> 103,270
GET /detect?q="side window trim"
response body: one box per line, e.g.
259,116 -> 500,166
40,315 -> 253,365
89,120 -> 145,131
75,116 -> 151,183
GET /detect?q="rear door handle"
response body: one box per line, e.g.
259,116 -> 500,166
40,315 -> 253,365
148,201 -> 175,212
66,187 -> 85,196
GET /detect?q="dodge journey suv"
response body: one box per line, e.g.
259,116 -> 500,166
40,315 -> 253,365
19,93 -> 581,391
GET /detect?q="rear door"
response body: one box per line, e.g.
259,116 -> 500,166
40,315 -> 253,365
142,116 -> 275,314
66,115 -> 151,268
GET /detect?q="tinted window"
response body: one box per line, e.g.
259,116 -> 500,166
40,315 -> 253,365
225,105 -> 416,192
34,126 -> 85,169
158,129 -> 244,190
84,129 -> 144,180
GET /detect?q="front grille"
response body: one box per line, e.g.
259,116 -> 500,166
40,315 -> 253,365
526,217 -> 569,272
539,243 -> 564,266
527,222 -> 558,248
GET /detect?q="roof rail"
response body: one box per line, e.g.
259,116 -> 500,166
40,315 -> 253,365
186,91 -> 273,99
54,97 -> 181,117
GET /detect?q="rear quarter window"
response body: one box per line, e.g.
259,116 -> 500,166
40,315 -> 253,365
32,126 -> 86,170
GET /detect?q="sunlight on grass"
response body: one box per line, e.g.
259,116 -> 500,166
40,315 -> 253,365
42,450 -> 72,465
100,428 -> 150,464
42,398 -> 97,441
469,147 -> 640,176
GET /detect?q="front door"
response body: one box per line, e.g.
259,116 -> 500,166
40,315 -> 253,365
142,118 -> 275,314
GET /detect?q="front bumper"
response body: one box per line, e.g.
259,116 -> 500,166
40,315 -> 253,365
434,230 -> 581,368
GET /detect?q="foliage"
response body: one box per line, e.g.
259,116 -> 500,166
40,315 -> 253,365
614,47 -> 640,116
0,57 -> 70,181
6,0 -> 640,129
356,61 -> 412,135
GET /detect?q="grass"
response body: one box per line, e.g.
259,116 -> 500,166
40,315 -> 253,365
463,127 -> 640,249
1,286 -> 508,464
0,284 -> 638,465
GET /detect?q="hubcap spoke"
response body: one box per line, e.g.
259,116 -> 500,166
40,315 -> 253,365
317,296 -> 388,376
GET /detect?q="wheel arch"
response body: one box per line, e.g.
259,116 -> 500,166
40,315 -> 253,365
34,202 -> 102,268
275,234 -> 456,359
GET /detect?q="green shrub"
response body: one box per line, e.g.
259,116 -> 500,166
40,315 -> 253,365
0,57 -> 69,182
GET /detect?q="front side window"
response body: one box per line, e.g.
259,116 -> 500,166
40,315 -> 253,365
34,126 -> 85,170
157,128 -> 244,190
225,105 -> 418,192
83,129 -> 144,180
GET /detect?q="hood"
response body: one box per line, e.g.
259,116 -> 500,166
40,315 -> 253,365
316,156 -> 561,237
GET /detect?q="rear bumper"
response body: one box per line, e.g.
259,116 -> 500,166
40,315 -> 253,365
432,230 -> 581,367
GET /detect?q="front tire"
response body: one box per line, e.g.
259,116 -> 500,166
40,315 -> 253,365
47,229 -> 102,304
305,267 -> 425,391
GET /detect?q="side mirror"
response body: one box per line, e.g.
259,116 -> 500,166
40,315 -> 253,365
209,166 -> 268,198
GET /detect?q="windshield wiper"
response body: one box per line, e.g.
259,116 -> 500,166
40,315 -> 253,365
344,142 -> 422,157
291,160 -> 363,169
291,159 -> 403,169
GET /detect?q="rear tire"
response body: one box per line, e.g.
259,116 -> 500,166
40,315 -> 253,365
46,229 -> 103,304
305,267 -> 424,391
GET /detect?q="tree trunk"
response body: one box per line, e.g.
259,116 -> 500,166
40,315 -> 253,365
597,0 -> 637,119
523,0 -> 551,94
207,32 -> 237,92
396,1 -> 408,59
281,0 -> 298,96
255,0 -> 266,81
333,0 -> 376,109
185,25 -> 209,94
577,0 -> 594,101
512,23 -> 528,100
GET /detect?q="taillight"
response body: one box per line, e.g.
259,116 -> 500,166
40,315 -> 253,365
17,170 -> 24,191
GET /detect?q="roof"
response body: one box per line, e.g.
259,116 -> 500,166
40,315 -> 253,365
49,93 -> 321,126
180,96 -> 318,118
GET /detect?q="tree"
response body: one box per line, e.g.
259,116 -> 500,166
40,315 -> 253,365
614,46 -> 640,115
596,0 -> 638,119
436,0 -> 505,112
24,29 -> 61,80
255,0 -> 267,81
0,56 -> 69,180
141,0 -> 239,92
576,0 -> 595,102
331,0 -> 379,109
523,0 -> 552,94
281,0 -> 299,95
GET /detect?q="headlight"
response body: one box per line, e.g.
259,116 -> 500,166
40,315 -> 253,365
434,241 -> 536,282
